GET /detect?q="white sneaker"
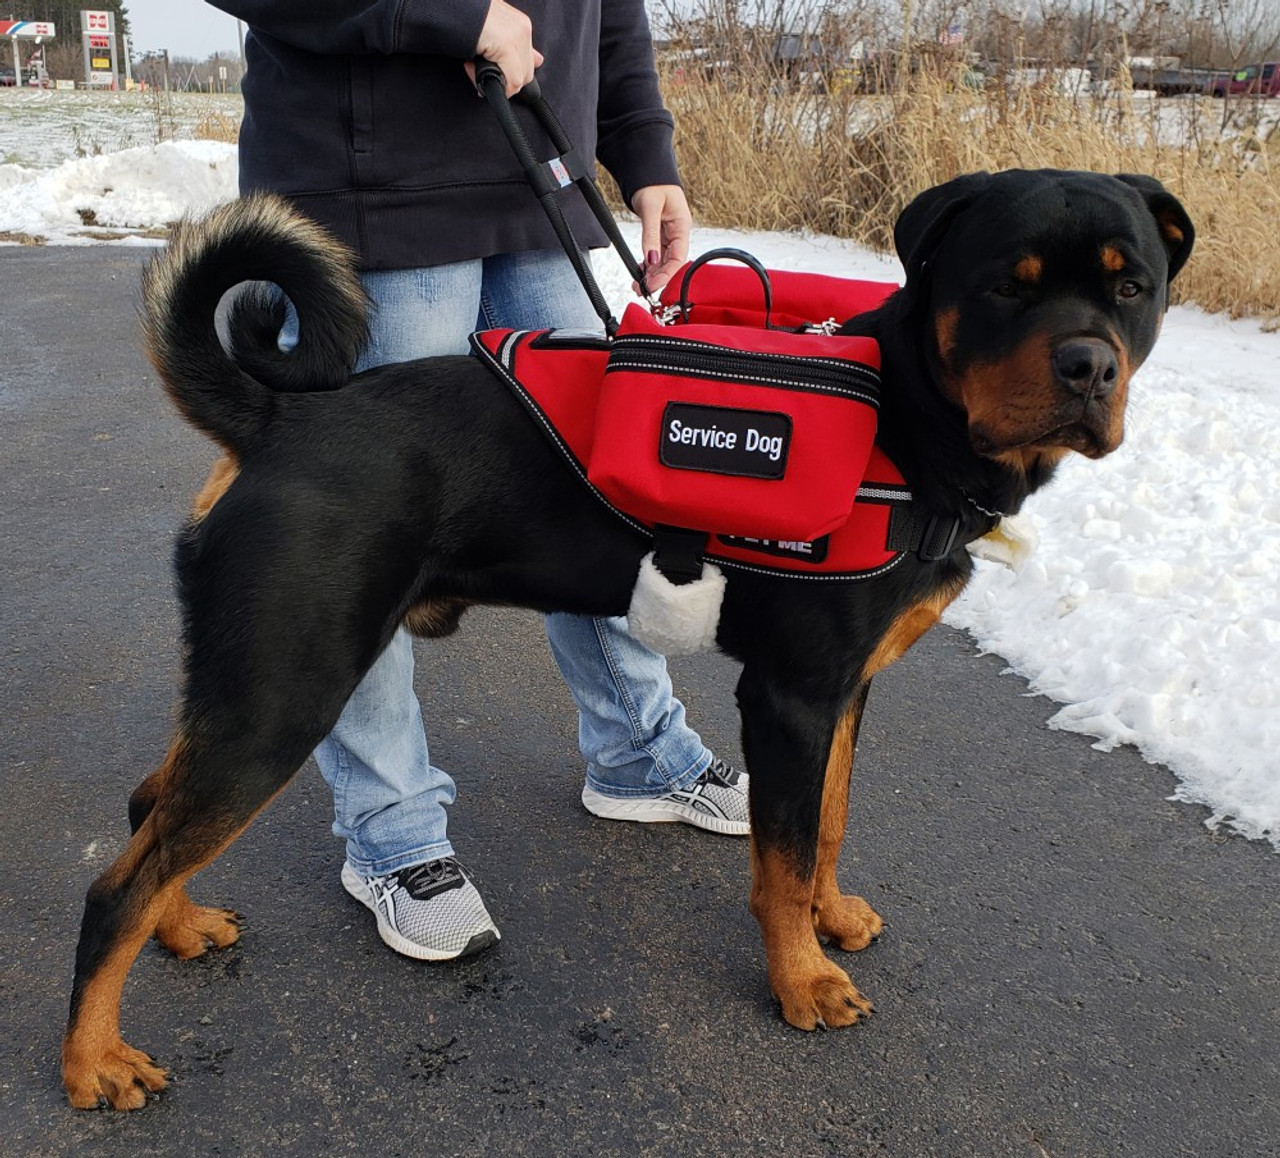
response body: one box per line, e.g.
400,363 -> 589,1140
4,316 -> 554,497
581,758 -> 749,836
341,858 -> 500,961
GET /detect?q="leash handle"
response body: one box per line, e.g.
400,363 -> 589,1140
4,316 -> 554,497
476,60 -> 652,335
512,78 -> 653,300
674,248 -> 774,328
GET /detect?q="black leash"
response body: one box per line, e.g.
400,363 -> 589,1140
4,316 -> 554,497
474,60 -> 652,336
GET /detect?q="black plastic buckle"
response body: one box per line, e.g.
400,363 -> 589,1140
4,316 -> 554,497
918,515 -> 961,562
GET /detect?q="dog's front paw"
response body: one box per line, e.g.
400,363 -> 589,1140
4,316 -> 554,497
814,893 -> 883,952
63,1039 -> 168,1110
773,958 -> 874,1030
154,891 -> 241,960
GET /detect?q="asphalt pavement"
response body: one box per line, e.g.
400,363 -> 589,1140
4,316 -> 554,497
2,247 -> 1277,1157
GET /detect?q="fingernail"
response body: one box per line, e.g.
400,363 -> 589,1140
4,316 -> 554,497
647,250 -> 659,268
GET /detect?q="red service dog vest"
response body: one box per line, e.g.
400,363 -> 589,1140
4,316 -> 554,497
471,290 -> 922,582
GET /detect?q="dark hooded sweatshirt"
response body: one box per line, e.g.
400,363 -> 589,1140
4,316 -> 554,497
208,1 -> 680,270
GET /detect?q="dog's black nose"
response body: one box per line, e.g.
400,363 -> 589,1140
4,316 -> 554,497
1053,339 -> 1119,399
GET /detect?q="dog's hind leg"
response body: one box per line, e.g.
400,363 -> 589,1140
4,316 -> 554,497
739,670 -> 873,1031
810,685 -> 883,952
63,721 -> 313,1110
127,743 -> 241,960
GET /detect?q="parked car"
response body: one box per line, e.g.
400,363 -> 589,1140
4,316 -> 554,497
1128,63 -> 1215,96
1208,62 -> 1280,98
0,67 -> 17,87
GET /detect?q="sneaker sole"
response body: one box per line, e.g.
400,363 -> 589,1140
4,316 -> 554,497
580,787 -> 749,836
341,863 -> 500,962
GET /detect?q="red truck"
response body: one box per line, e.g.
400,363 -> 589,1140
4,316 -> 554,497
1208,62 -> 1280,97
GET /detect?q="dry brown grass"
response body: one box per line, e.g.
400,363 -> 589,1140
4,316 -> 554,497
0,230 -> 45,245
660,63 -> 1279,323
192,111 -> 240,144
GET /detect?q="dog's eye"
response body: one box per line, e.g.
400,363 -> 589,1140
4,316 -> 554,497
990,282 -> 1018,299
1117,280 -> 1143,300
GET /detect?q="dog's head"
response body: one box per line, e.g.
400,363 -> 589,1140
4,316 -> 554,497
894,169 -> 1193,475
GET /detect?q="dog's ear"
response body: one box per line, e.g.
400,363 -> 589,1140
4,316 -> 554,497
1114,174 -> 1195,282
894,172 -> 993,282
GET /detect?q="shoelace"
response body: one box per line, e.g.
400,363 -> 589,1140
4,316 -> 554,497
399,858 -> 462,896
701,757 -> 739,787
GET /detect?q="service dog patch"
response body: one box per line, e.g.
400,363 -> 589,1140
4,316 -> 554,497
660,403 -> 791,479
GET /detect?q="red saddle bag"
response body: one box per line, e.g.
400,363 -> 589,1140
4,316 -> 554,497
585,252 -> 893,543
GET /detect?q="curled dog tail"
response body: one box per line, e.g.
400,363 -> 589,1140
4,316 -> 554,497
140,193 -> 369,453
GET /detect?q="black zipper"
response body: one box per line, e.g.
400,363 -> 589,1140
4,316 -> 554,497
606,335 -> 881,404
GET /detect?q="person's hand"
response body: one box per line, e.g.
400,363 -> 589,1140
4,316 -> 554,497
466,0 -> 542,97
630,184 -> 692,294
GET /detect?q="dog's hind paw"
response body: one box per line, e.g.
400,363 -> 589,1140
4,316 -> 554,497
63,1040 -> 168,1111
155,892 -> 241,960
813,893 -> 883,952
775,960 -> 874,1031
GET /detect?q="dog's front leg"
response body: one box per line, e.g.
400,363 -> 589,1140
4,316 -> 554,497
738,671 -> 873,1030
811,685 -> 883,951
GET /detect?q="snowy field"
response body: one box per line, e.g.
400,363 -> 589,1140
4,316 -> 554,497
0,88 -> 242,169
2,89 -> 1277,849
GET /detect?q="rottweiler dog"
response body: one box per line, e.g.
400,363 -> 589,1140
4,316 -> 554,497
63,169 -> 1193,1109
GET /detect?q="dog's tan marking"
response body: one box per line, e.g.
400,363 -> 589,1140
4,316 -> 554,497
934,306 -> 960,369
861,583 -> 964,685
191,454 -> 239,521
811,697 -> 884,951
1091,328 -> 1133,449
154,886 -> 241,959
956,332 -> 1056,442
403,598 -> 471,639
1015,254 -> 1043,282
750,842 -> 873,1030
1153,209 -> 1185,249
1101,245 -> 1126,272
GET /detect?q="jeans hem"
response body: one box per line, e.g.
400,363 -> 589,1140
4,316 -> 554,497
346,839 -> 457,879
583,751 -> 711,800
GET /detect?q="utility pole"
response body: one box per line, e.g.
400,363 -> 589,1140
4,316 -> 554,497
899,0 -> 914,92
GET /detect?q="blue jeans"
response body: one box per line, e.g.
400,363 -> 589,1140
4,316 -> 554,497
310,250 -> 713,875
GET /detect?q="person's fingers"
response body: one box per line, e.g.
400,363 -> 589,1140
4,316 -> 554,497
651,214 -> 691,290
472,0 -> 539,95
632,185 -> 692,292
464,48 -> 543,96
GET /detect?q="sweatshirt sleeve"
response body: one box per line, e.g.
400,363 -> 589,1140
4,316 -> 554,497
593,0 -> 682,206
206,0 -> 489,58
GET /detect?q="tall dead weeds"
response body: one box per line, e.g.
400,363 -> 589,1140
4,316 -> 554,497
659,62 -> 1278,323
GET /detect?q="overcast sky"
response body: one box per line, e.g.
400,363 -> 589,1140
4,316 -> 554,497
120,1 -> 676,63
125,0 -> 242,60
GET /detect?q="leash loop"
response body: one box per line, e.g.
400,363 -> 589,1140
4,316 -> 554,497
476,59 -> 655,335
